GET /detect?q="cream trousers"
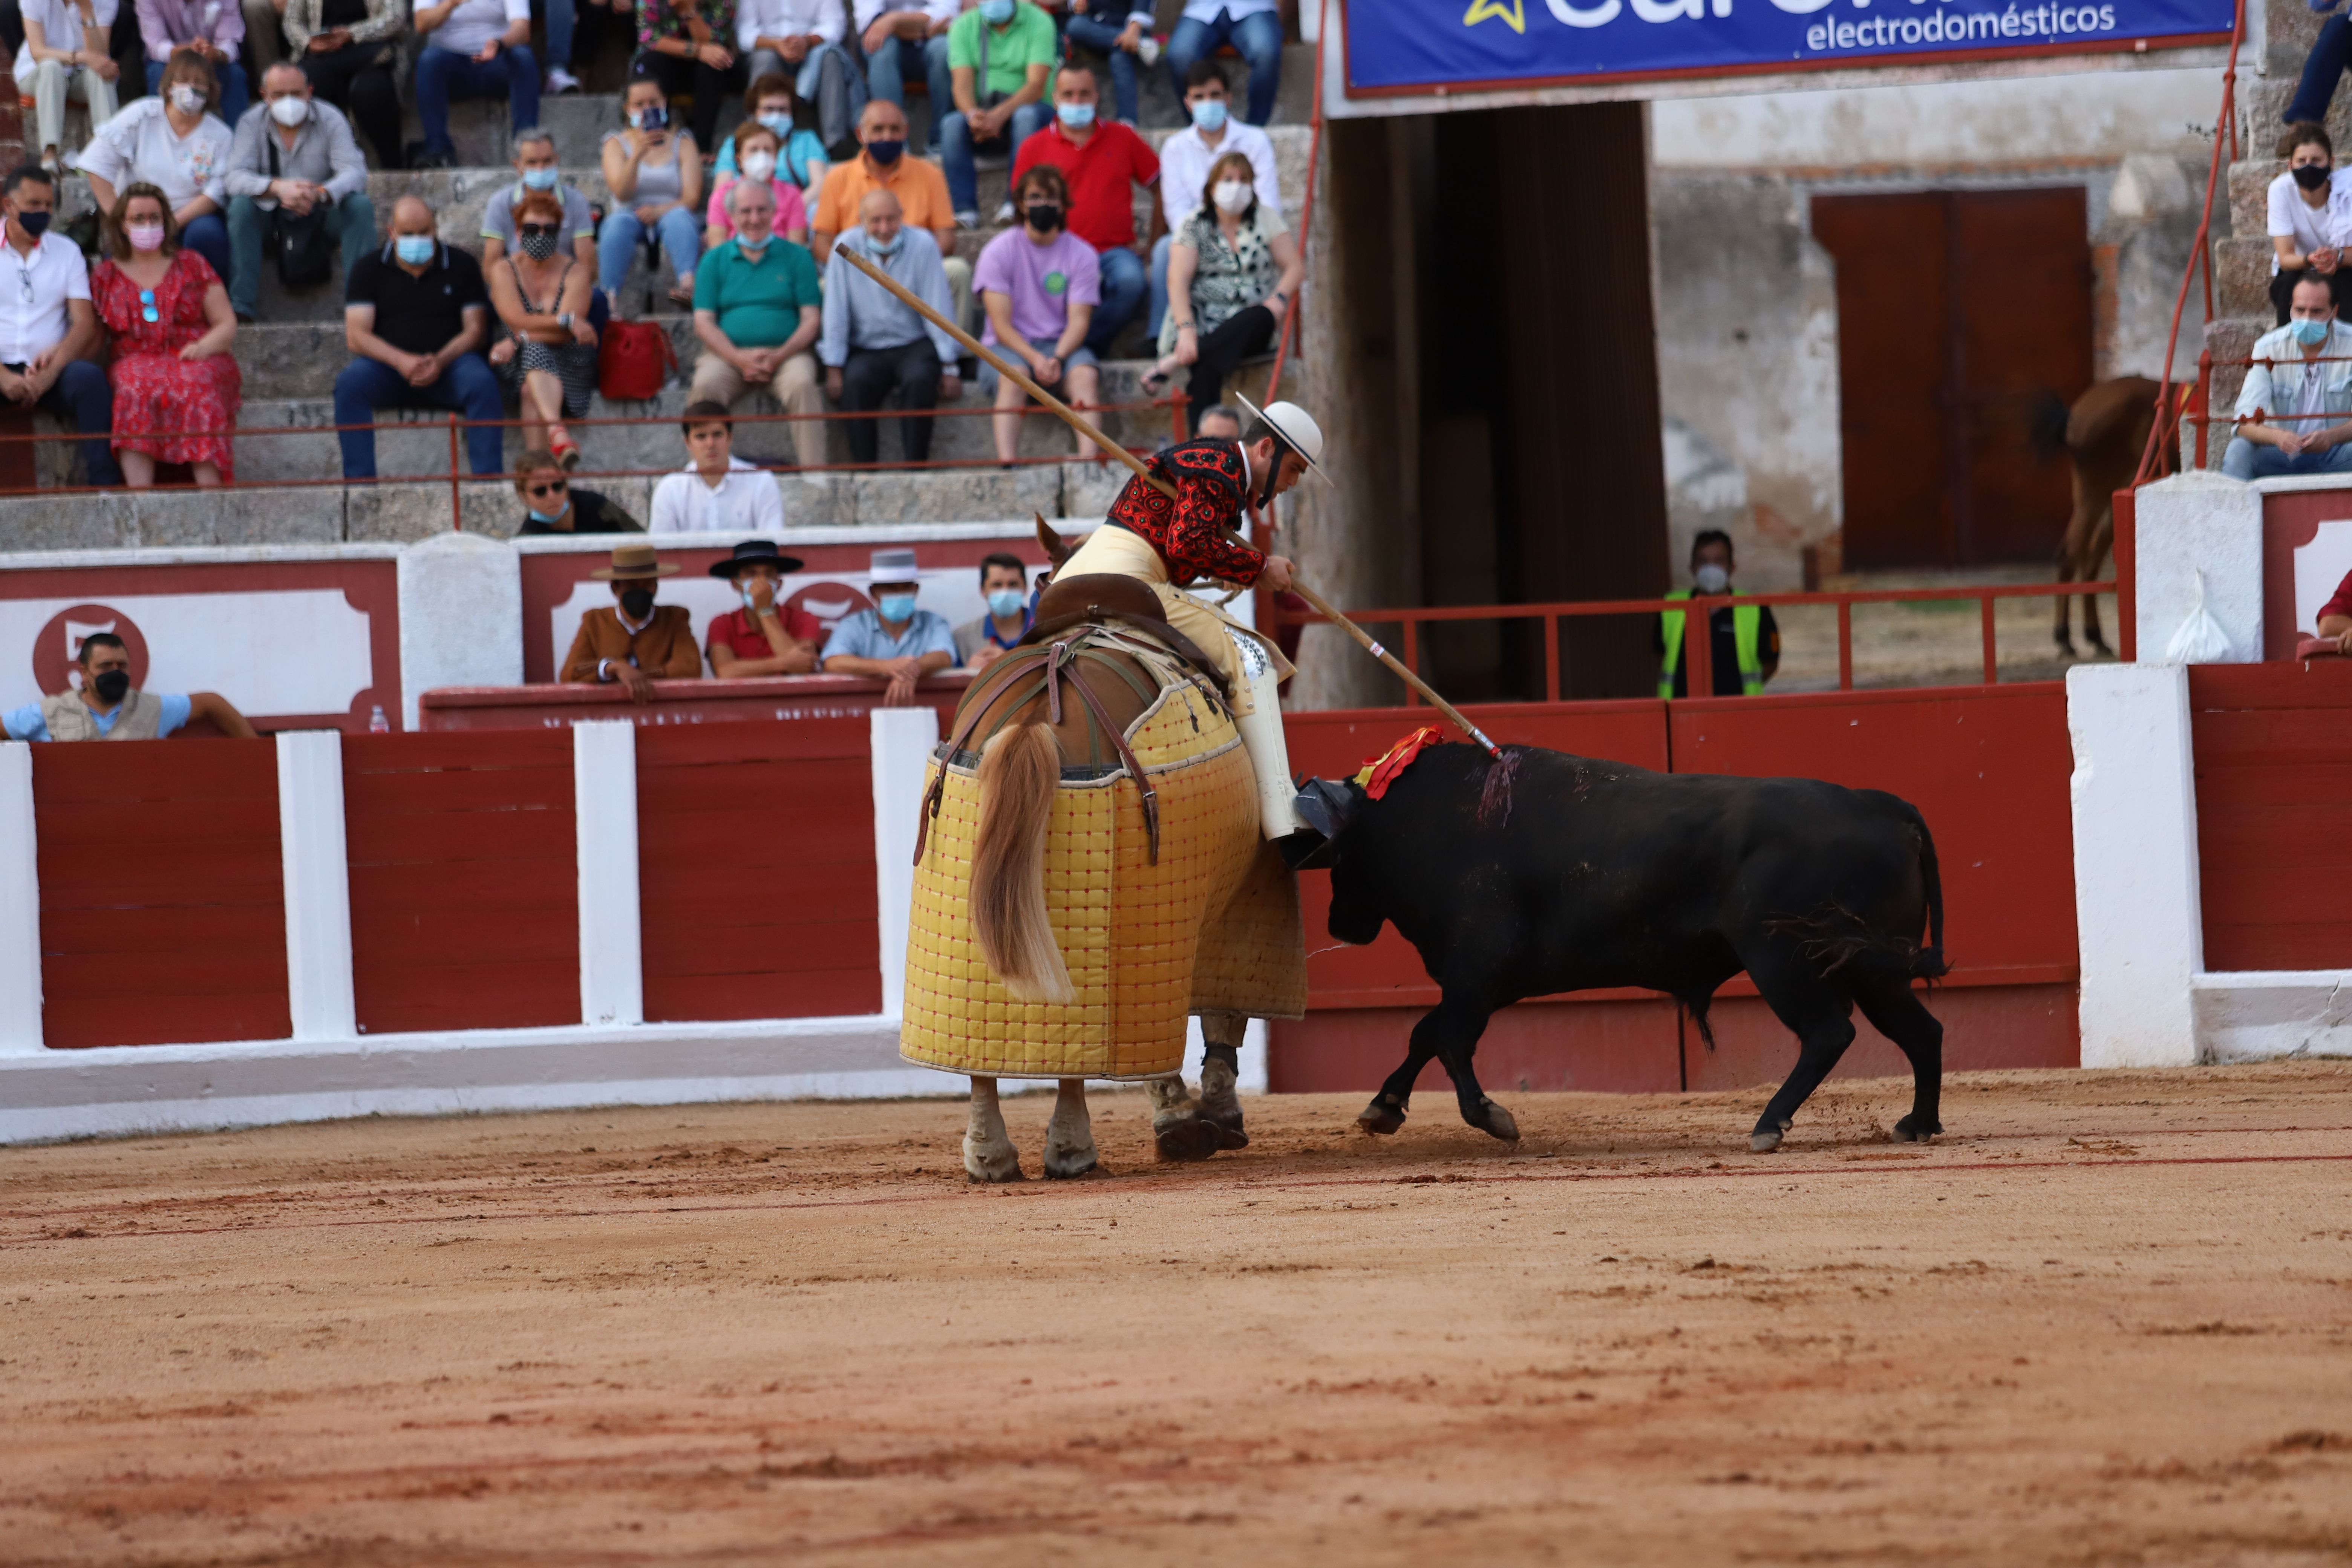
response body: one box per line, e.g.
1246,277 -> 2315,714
690,349 -> 825,470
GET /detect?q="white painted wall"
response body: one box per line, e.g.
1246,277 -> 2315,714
277,730 -> 356,1042
0,743 -> 39,1055
870,705 -> 939,1020
2132,471 -> 2265,663
395,531 -> 525,731
2068,661 -> 2203,1069
573,720 -> 643,1029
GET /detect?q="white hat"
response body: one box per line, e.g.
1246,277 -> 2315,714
869,546 -> 920,580
1231,393 -> 1331,485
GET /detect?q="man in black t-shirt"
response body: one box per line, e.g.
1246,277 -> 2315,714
332,193 -> 501,479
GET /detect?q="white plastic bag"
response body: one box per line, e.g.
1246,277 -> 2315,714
2164,568 -> 2233,664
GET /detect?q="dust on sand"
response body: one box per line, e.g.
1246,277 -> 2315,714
4,1062 -> 2350,1566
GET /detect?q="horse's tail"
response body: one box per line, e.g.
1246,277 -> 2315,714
971,718 -> 1075,1004
2028,386 -> 2073,462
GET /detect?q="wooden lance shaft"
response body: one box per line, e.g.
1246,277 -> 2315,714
832,243 -> 1504,761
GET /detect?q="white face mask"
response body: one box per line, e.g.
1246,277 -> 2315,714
741,150 -> 777,182
1693,562 -> 1731,594
268,94 -> 310,127
168,83 -> 208,116
1212,179 -> 1252,214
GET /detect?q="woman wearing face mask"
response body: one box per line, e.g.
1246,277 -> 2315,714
88,182 -> 241,489
1144,149 -> 1302,435
75,50 -> 236,288
2269,121 -> 2352,326
511,449 -> 643,534
489,185 -> 601,468
599,72 -> 706,309
704,123 -> 808,248
713,72 -> 828,200
704,540 -> 822,677
631,0 -> 746,151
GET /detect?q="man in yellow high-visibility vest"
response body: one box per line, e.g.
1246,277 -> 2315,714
1656,530 -> 1780,698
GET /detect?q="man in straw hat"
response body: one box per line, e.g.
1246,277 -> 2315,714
560,542 -> 703,701
1052,393 -> 1327,833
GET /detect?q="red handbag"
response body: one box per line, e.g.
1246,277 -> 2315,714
598,318 -> 677,402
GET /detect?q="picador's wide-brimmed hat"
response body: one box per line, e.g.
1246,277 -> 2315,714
590,542 -> 681,580
707,539 -> 806,578
1232,392 -> 1331,485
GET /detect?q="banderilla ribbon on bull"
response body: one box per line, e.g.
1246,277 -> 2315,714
833,244 -> 1522,825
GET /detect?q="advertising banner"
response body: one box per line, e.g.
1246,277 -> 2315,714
1342,0 -> 2234,95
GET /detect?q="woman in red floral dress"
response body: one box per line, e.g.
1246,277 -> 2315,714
89,182 -> 241,487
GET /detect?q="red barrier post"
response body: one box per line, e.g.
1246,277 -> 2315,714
1682,597 -> 1713,700
1979,593 -> 1999,684
2115,488 -> 2137,663
1837,600 -> 1853,691
1401,620 -> 1419,707
447,413 -> 463,531
1542,614 -> 1560,702
2195,349 -> 2213,469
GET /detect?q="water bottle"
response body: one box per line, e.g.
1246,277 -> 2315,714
368,704 -> 391,733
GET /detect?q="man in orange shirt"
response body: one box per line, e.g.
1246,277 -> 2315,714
812,98 -> 973,330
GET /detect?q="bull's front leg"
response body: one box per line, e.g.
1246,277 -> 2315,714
1197,1011 -> 1250,1150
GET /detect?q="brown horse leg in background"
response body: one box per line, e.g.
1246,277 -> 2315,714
2052,377 -> 2166,658
2052,467 -> 2117,658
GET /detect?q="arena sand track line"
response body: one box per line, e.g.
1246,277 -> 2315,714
3,1063 -> 2351,1566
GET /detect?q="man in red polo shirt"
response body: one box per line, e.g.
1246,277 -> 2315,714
1012,63 -> 1159,356
706,539 -> 826,677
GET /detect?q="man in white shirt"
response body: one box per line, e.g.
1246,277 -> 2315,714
1162,0 -> 1281,127
75,49 -> 234,282
855,0 -> 957,149
17,0 -> 122,173
0,165 -> 120,485
1149,59 -> 1280,338
737,0 -> 863,151
648,400 -> 790,531
2226,272 -> 2352,480
410,0 -> 536,168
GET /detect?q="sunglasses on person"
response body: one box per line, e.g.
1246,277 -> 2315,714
527,478 -> 569,498
517,223 -> 561,239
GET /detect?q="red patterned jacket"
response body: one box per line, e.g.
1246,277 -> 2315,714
1103,439 -> 1266,587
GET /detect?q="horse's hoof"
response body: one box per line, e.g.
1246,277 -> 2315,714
1204,1111 -> 1250,1150
2086,639 -> 2113,659
1153,1116 -> 1224,1162
965,1147 -> 1027,1183
1357,1101 -> 1405,1136
1042,1150 -> 1099,1179
1478,1101 -> 1521,1142
1891,1115 -> 1943,1144
1750,1129 -> 1784,1154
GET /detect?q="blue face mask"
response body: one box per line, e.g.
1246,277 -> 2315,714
741,581 -> 777,611
519,166 -> 560,190
1189,98 -> 1228,132
757,112 -> 792,135
979,0 -> 1013,21
870,230 -> 903,256
527,506 -> 565,523
1056,100 -> 1095,130
393,235 -> 436,265
2294,316 -> 2332,347
986,588 -> 1026,619
878,592 -> 918,623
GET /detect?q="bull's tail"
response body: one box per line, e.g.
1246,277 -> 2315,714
1911,806 -> 1947,982
970,719 -> 1075,1004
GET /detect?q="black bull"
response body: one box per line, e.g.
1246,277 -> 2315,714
1303,745 -> 1948,1153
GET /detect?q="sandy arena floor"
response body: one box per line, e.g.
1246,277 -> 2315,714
3,1062 -> 2350,1566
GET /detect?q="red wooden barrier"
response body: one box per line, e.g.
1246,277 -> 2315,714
635,721 -> 881,1023
343,732 -> 579,1034
33,740 -> 290,1048
2188,660 -> 2352,971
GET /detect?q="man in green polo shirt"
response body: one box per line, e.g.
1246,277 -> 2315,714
691,179 -> 828,477
941,0 -> 1056,228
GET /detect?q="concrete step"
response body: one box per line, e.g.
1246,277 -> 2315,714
0,466 -> 1128,549
2214,232 -> 2273,321
2228,158 -> 2281,240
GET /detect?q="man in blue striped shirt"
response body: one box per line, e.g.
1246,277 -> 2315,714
818,188 -> 962,467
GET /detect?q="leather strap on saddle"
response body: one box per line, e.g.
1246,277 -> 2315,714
910,631 -> 1164,868
1022,573 -> 1232,696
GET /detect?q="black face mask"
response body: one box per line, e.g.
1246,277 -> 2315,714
865,137 -> 904,166
1024,202 -> 1064,234
14,209 -> 49,238
620,588 -> 656,619
2295,163 -> 2333,191
519,230 -> 559,261
91,669 -> 130,703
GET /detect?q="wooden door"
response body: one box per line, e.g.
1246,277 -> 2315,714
1813,188 -> 2090,568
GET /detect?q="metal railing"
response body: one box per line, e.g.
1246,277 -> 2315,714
1276,581 -> 2118,703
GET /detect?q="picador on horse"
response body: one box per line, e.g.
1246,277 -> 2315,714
899,398 -> 1329,1182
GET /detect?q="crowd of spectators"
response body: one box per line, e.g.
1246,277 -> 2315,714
0,0 -> 1292,499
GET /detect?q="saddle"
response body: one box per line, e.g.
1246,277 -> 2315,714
1022,573 -> 1232,698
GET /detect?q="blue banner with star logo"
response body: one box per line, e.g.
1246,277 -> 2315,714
1342,0 -> 2233,94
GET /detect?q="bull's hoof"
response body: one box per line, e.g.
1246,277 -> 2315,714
1153,1116 -> 1225,1163
1477,1100 -> 1521,1142
1357,1100 -> 1406,1136
1891,1115 -> 1944,1144
964,1140 -> 1026,1183
1749,1129 -> 1784,1154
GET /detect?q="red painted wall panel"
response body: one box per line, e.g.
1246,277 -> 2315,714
343,732 -> 579,1035
635,720 -> 881,1023
34,741 -> 289,1048
2190,660 -> 2352,970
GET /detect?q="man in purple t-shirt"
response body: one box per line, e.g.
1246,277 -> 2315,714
973,164 -> 1102,464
